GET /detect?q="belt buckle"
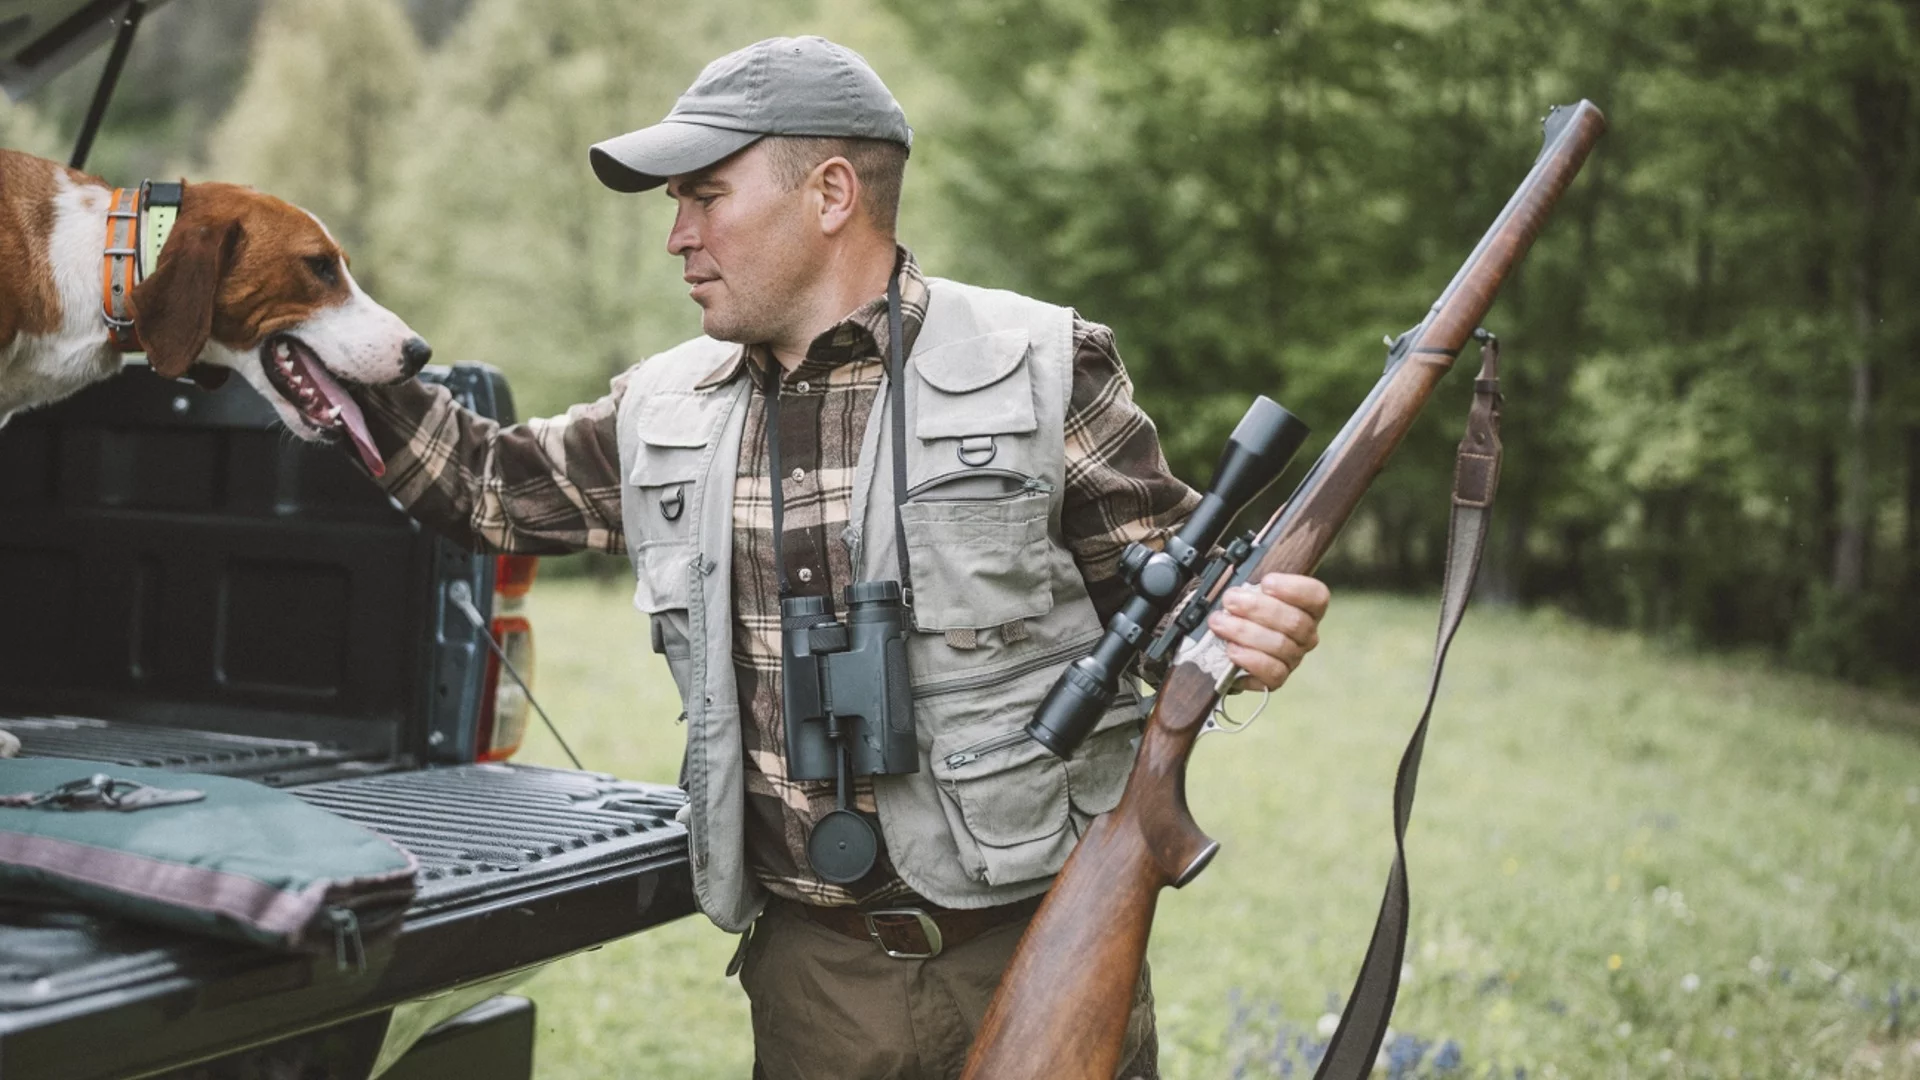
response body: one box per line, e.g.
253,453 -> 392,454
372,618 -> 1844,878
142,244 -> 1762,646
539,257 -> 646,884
862,907 -> 944,960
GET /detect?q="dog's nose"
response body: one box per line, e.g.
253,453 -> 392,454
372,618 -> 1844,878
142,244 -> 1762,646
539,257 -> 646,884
400,337 -> 433,377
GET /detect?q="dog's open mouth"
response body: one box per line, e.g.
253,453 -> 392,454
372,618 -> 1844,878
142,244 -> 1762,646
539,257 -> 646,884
262,334 -> 386,477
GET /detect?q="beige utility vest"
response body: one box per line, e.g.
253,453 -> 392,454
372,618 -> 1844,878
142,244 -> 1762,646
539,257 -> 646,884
616,279 -> 1147,930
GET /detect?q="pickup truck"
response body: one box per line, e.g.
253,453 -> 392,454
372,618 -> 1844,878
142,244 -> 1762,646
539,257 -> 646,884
0,361 -> 695,1080
2,8 -> 696,1075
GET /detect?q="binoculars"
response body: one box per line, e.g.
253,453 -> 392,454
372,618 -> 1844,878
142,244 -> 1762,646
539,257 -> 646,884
780,580 -> 916,883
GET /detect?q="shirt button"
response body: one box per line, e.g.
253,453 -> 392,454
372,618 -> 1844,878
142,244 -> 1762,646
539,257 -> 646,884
797,568 -> 813,584
796,380 -> 810,394
789,467 -> 805,484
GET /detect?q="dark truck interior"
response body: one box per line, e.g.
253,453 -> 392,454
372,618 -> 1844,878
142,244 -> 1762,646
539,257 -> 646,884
0,374 -> 693,1079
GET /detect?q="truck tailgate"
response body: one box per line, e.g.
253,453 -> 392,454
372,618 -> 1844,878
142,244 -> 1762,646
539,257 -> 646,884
0,762 -> 692,1080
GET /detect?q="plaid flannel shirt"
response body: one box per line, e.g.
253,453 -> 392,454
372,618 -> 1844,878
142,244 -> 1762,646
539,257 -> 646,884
356,251 -> 1200,906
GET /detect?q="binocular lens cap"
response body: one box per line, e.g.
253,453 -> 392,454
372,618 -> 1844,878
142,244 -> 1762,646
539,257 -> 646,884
808,809 -> 879,883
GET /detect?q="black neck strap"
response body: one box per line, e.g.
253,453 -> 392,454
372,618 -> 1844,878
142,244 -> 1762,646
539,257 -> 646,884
763,273 -> 914,602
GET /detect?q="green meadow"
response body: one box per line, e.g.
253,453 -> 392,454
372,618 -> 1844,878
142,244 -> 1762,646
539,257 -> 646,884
512,579 -> 1920,1078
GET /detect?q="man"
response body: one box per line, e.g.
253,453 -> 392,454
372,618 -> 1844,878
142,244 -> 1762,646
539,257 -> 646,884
353,36 -> 1329,1080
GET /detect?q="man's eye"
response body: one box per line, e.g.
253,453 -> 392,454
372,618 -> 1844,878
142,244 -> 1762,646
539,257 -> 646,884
696,195 -> 718,208
305,255 -> 340,286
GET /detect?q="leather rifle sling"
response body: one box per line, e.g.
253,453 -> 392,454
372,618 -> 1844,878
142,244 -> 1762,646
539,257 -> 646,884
1313,332 -> 1503,1080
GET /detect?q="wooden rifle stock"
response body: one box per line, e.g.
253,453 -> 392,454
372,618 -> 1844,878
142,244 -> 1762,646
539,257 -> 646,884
962,101 -> 1608,1080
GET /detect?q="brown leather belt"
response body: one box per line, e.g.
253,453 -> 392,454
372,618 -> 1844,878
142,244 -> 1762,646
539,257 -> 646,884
778,893 -> 1045,960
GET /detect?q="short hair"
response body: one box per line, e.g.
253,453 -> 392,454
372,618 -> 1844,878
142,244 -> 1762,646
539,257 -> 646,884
761,135 -> 908,235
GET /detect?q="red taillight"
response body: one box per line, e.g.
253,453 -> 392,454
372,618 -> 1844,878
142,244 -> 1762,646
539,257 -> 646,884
495,555 -> 539,598
476,556 -> 538,762
476,615 -> 532,762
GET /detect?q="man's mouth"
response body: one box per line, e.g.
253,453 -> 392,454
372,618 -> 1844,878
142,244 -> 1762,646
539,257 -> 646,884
260,334 -> 386,477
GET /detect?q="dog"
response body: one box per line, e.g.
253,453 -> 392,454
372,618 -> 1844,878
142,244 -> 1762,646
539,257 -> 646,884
0,147 -> 428,474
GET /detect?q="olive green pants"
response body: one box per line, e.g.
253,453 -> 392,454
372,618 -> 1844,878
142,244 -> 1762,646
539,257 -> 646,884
740,900 -> 1158,1080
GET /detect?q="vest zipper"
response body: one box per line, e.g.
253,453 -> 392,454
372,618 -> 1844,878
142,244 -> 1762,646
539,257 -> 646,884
911,634 -> 1098,703
904,470 -> 1056,502
943,728 -> 1033,769
920,632 -> 1141,771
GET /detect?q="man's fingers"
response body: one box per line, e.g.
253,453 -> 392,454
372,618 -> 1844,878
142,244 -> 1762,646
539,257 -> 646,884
1260,572 -> 1330,622
1219,583 -> 1321,652
1208,607 -> 1308,666
1225,644 -> 1291,691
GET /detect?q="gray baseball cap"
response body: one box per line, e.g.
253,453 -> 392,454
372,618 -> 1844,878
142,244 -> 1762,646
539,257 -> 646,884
589,36 -> 912,193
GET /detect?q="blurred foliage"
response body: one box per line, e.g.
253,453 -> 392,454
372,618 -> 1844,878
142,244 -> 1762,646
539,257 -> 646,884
2,0 -> 1915,681
882,0 -> 1920,681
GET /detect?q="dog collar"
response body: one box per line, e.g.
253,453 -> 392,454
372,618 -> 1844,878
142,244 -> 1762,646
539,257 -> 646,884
100,180 -> 182,352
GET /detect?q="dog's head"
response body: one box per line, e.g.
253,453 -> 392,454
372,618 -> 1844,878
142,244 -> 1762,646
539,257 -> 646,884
128,183 -> 427,475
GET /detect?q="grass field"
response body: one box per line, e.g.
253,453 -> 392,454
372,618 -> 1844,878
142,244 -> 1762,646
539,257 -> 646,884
508,578 -> 1920,1078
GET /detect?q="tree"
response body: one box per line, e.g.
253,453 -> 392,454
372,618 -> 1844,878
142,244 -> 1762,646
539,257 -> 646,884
364,0 -> 951,418
202,0 -> 423,289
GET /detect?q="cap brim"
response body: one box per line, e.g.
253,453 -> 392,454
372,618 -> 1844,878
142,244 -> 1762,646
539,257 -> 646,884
589,122 -> 762,193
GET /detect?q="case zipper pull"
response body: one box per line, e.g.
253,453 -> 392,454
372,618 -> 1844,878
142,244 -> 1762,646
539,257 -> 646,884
329,907 -> 366,974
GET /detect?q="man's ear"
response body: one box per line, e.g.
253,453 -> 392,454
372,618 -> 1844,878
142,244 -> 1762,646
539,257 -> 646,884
813,156 -> 861,236
130,220 -> 242,378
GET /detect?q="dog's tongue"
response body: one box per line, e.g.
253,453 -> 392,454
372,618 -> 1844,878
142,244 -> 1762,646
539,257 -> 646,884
293,351 -> 385,477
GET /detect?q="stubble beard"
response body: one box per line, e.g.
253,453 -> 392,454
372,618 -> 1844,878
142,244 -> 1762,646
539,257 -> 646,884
695,265 -> 810,350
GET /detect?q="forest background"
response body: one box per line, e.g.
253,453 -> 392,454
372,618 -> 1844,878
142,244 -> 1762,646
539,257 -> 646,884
4,2 -> 1919,1075
2,0 -> 1917,682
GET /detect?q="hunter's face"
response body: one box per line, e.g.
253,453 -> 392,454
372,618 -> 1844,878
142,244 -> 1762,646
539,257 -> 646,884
665,142 -> 821,345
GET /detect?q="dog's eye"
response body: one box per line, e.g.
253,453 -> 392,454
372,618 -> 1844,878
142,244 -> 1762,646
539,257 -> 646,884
305,255 -> 340,287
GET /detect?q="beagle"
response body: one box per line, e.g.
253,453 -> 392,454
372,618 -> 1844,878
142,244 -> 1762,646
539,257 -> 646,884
0,147 -> 428,474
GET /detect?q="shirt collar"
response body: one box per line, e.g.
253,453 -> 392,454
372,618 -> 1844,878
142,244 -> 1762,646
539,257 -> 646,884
694,247 -> 929,390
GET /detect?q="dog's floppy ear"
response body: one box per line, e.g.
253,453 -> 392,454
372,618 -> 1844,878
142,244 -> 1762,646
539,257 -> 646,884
131,219 -> 243,379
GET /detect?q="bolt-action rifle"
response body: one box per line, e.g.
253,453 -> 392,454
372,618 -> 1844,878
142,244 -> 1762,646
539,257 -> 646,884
962,100 -> 1607,1080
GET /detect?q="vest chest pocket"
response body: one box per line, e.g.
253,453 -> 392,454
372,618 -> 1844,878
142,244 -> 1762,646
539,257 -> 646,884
628,391 -> 728,614
903,328 -> 1055,632
898,492 -> 1053,631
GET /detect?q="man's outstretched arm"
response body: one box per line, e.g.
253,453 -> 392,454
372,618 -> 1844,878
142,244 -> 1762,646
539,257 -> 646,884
352,372 -> 632,556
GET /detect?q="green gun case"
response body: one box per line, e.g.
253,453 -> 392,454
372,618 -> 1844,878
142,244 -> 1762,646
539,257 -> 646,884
0,758 -> 417,957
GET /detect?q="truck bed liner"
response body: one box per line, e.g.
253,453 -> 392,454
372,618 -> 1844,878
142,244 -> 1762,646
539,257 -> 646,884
0,713 -> 368,776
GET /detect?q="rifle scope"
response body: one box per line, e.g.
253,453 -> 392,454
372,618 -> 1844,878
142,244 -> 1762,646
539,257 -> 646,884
1026,396 -> 1309,759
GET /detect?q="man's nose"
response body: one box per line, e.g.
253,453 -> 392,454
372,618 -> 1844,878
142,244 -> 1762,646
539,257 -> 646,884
666,206 -> 697,256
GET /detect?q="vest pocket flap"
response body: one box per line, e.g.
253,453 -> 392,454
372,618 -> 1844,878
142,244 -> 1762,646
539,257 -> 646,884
914,329 -> 1030,394
931,725 -> 1069,849
632,545 -> 694,613
912,336 -> 1037,440
633,391 -> 730,448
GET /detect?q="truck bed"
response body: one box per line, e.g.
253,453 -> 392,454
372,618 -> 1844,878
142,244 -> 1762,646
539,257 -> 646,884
0,366 -> 695,1078
0,756 -> 692,1080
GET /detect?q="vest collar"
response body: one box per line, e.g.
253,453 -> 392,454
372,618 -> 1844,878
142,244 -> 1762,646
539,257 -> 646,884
100,180 -> 183,351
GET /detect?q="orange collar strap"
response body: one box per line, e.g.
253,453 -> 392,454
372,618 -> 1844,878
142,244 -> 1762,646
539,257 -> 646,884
100,186 -> 142,351
99,180 -> 183,353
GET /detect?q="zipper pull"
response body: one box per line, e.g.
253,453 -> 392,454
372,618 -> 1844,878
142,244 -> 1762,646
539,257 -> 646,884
945,750 -> 981,768
329,907 -> 366,974
1023,475 -> 1056,495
